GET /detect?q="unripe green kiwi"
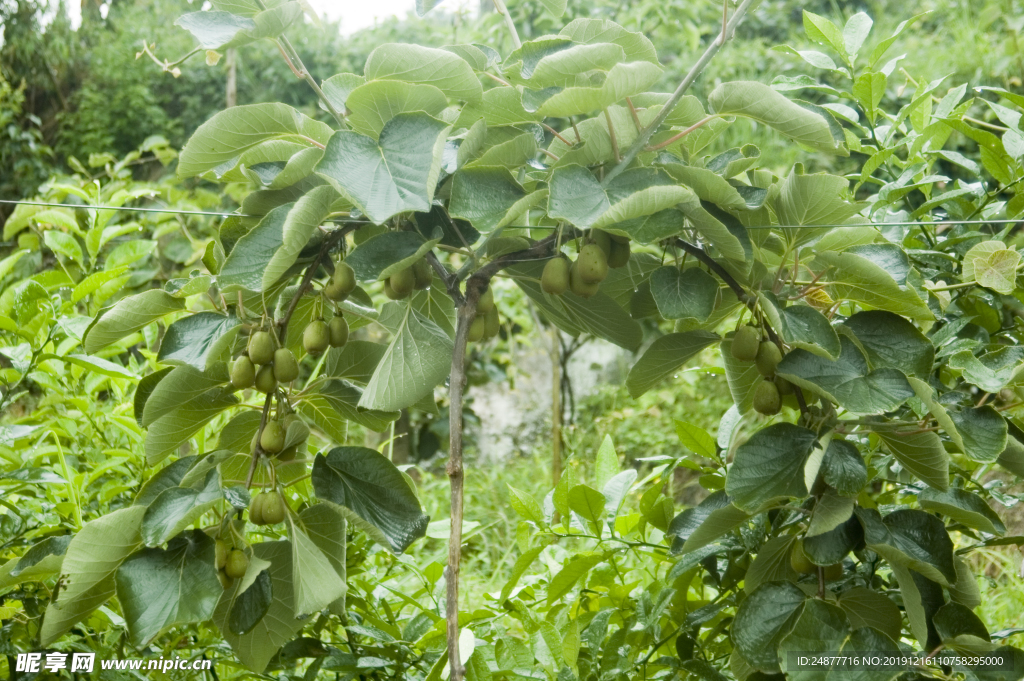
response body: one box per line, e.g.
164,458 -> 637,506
230,356 -> 256,390
224,549 -> 249,579
248,493 -> 265,525
390,267 -> 415,297
254,365 -> 277,394
323,279 -> 346,301
753,380 -> 781,415
609,232 -> 630,244
607,239 -> 630,268
484,306 -> 500,339
215,539 -> 229,570
261,492 -> 286,524
591,229 -> 612,257
755,341 -> 783,377
217,570 -> 232,589
774,375 -> 794,395
260,421 -> 286,454
541,257 -> 570,295
823,562 -> 844,581
329,316 -> 349,348
477,286 -> 494,314
790,539 -> 816,574
569,261 -> 600,298
273,348 -> 299,383
577,243 -> 609,284
731,325 -> 761,361
384,279 -> 404,300
468,315 -> 486,343
412,259 -> 432,289
303,320 -> 330,355
333,261 -> 357,297
248,331 -> 275,365
278,444 -> 299,461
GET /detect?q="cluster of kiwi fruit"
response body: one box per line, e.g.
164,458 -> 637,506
215,536 -> 250,587
731,324 -> 790,415
541,229 -> 630,299
252,411 -> 308,460
249,488 -> 287,525
384,258 -> 433,299
468,286 -> 501,343
790,538 -> 844,581
230,328 -> 298,395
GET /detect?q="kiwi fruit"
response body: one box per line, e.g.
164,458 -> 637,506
248,330 -> 275,365
249,493 -> 265,525
541,257 -> 570,295
753,380 -> 781,415
755,341 -> 783,377
591,229 -> 612,257
790,539 -> 816,574
412,259 -> 433,289
262,492 -> 286,524
390,266 -> 415,297
774,375 -> 794,395
577,243 -> 609,284
224,549 -> 249,579
332,261 -> 357,299
384,279 -> 404,300
260,421 -> 286,454
607,239 -> 630,268
215,539 -> 229,570
303,320 -> 330,355
468,315 -> 486,342
484,306 -> 500,339
230,356 -> 256,390
823,562 -> 844,581
323,279 -> 346,301
273,348 -> 299,383
731,325 -> 761,361
329,316 -> 349,348
278,444 -> 299,461
477,286 -> 494,314
254,365 -> 277,394
569,261 -> 600,298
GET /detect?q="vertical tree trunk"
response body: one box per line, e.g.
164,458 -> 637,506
226,49 -> 237,108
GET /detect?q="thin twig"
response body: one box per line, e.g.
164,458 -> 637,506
491,0 -> 522,49
604,109 -> 620,163
644,115 -> 718,152
543,123 -> 573,147
602,0 -> 755,185
626,97 -> 643,132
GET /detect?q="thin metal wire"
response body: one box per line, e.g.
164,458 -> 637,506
1,198 -> 1021,230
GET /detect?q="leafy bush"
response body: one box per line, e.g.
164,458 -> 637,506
3,2 -> 1024,681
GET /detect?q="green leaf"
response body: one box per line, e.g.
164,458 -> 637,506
876,428 -> 949,491
359,304 -> 454,412
0,536 -> 71,589
759,297 -> 840,359
559,18 -> 658,63
548,165 -> 692,230
142,364 -> 228,427
779,600 -> 851,681
726,423 -> 818,511
777,336 -> 915,415
345,80 -> 449,139
625,331 -> 719,398
732,581 -> 806,673
919,488 -> 1006,535
709,82 -> 847,155
501,547 -> 545,602
721,337 -> 766,413
568,484 -> 606,524
594,435 -> 620,491
346,231 -> 440,282
41,353 -> 134,379
218,204 -> 292,292
745,535 -> 798,593
311,446 -> 429,553
813,250 -> 933,321
84,290 -> 184,353
668,491 -> 747,553
456,86 -> 536,127
288,515 -> 347,617
144,388 -> 239,466
39,506 -> 145,645
838,587 -> 902,643
820,439 -> 867,496
844,310 -> 934,378
298,503 -> 347,612
316,113 -> 449,224
324,340 -> 387,383
857,507 -> 957,585
507,485 -> 545,524
158,312 -> 241,370
176,3 -> 301,49
213,541 -> 303,673
649,267 -> 719,321
674,421 -> 716,458
949,405 -> 1008,463
115,530 -> 222,647
364,43 -> 482,102
962,241 -> 1021,294
449,168 -> 541,232
228,569 -> 272,636
547,552 -> 605,603
261,185 -> 337,289
299,379 -> 398,437
948,346 -> 1024,393
43,231 -> 84,266
807,489 -> 855,537
141,471 -> 223,547
530,61 -> 662,117
178,103 -> 331,178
